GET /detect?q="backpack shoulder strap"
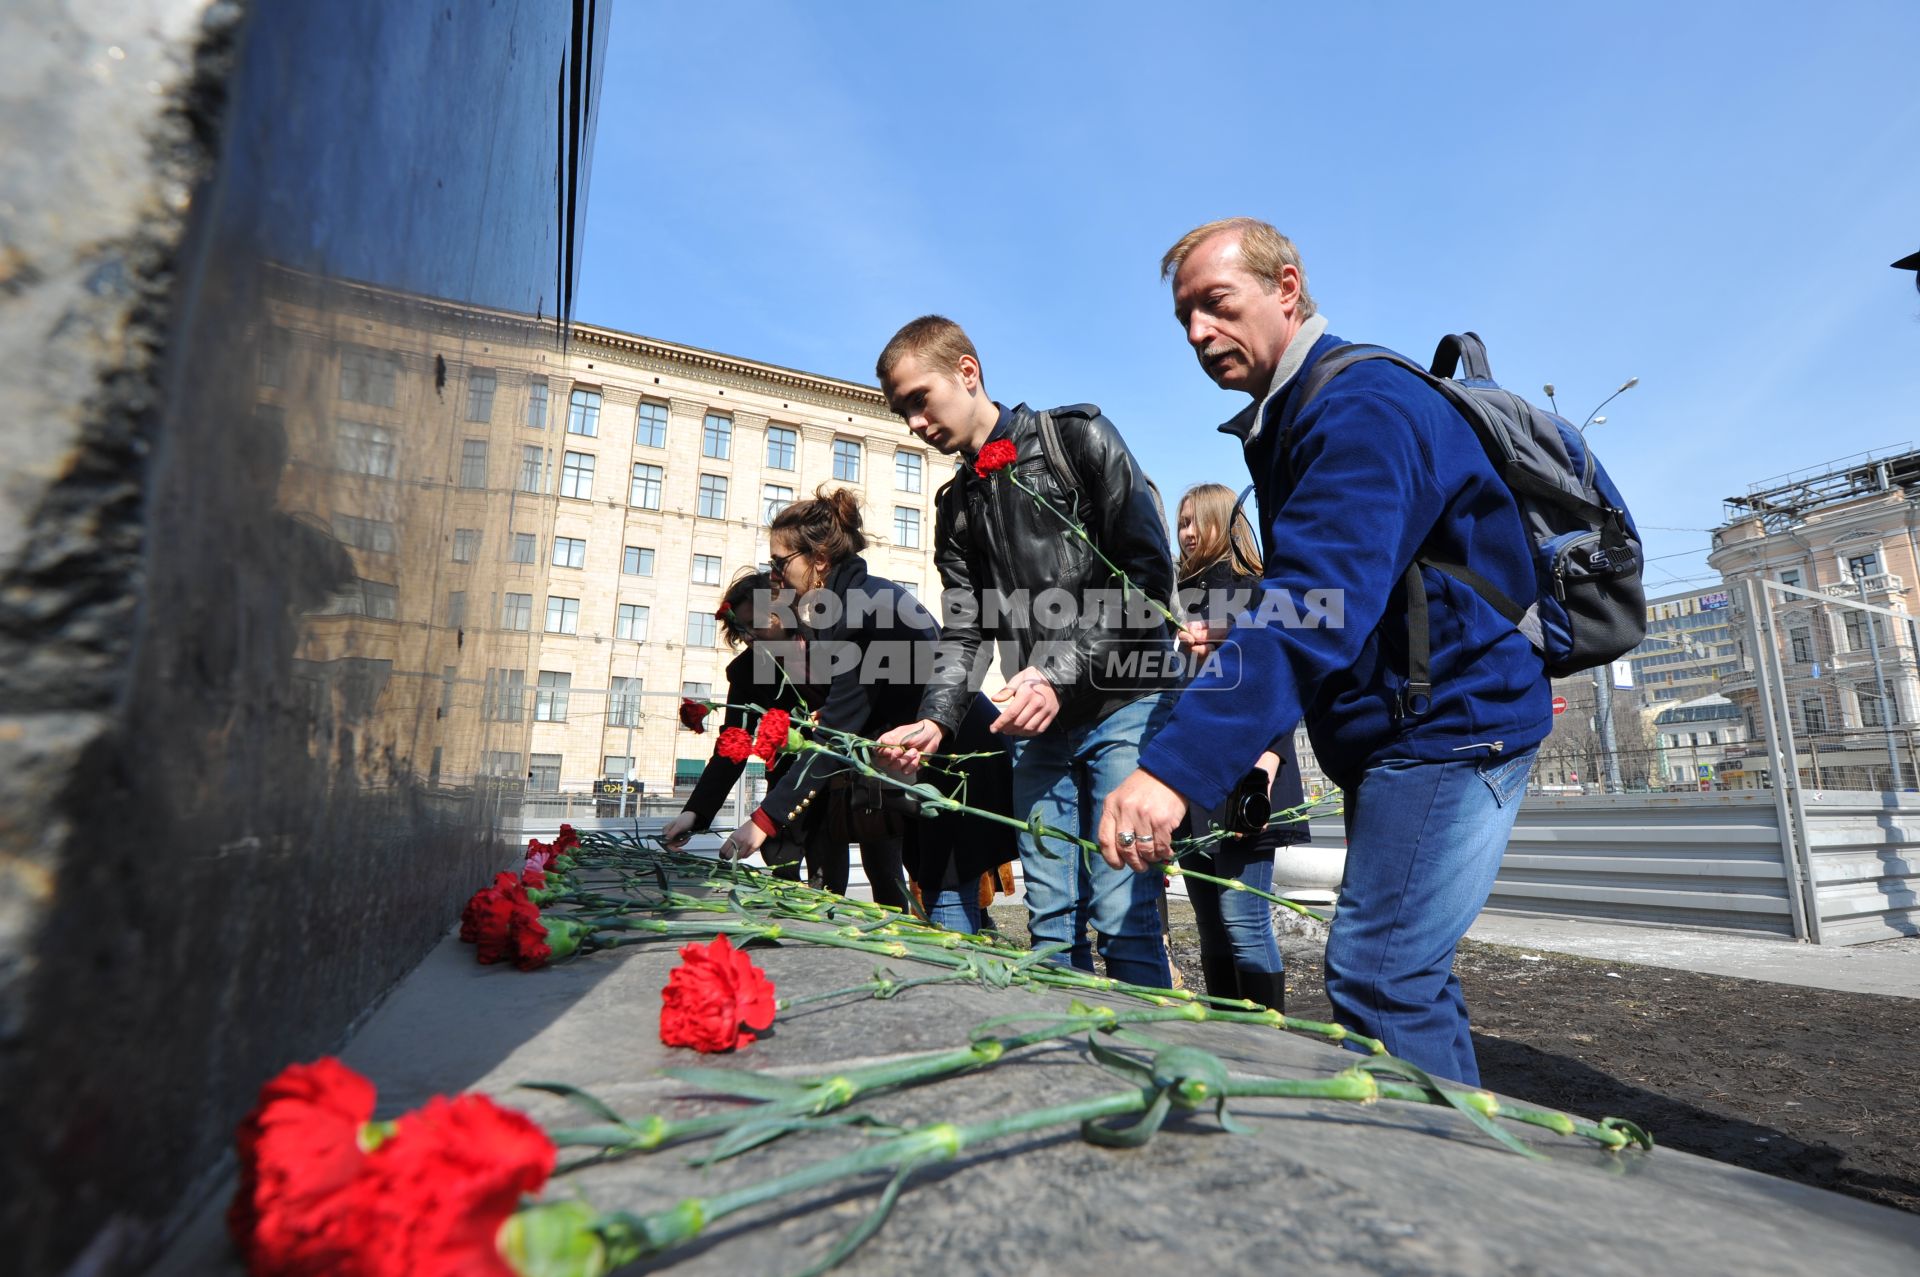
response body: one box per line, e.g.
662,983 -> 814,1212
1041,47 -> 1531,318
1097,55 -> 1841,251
1035,408 -> 1080,498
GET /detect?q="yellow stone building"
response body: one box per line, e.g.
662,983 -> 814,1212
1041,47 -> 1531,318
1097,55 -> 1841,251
259,266 -> 941,816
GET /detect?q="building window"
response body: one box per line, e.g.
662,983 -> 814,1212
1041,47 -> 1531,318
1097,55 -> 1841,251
446,590 -> 467,629
1779,567 -> 1802,590
485,751 -> 522,777
567,388 -> 601,437
897,579 -> 919,597
526,378 -> 549,429
534,672 -> 571,722
545,596 -> 580,634
465,369 -> 496,422
339,346 -> 398,406
510,532 -> 537,564
702,413 -> 732,460
763,484 -> 793,525
501,592 -> 532,630
440,668 -> 456,716
623,545 -> 655,576
630,462 -> 663,509
1859,685 -> 1895,728
452,528 -> 481,562
485,669 -> 525,722
1802,696 -> 1827,733
697,474 -> 728,519
258,330 -> 288,387
767,425 -> 797,470
1843,611 -> 1887,652
1846,551 -> 1880,582
1788,626 -> 1812,663
895,450 -> 923,492
692,553 -> 723,586
635,401 -> 667,448
552,536 -> 586,569
519,445 -> 544,493
609,676 -> 642,727
616,603 -> 650,640
686,610 -> 717,647
332,514 -> 396,553
604,754 -> 634,779
320,579 -> 398,619
832,439 -> 861,483
338,421 -> 397,477
528,753 -> 562,791
459,439 -> 489,489
560,450 -> 595,500
681,681 -> 712,700
893,506 -> 921,548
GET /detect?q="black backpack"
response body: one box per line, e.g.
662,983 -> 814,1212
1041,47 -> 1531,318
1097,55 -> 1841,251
1282,332 -> 1646,712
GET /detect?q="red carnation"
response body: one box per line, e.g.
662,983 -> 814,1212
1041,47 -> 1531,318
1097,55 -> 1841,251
553,824 -> 579,853
463,875 -> 552,970
679,699 -> 711,733
716,726 -> 753,764
459,873 -> 518,947
660,934 -> 778,1052
714,600 -> 735,621
326,1093 -> 555,1277
752,708 -> 793,764
972,438 -> 1018,477
520,866 -> 547,891
227,1058 -> 379,1274
523,838 -> 556,873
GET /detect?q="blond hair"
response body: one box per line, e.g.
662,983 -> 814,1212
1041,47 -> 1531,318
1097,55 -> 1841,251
1159,217 -> 1317,319
876,315 -> 984,389
1177,483 -> 1262,582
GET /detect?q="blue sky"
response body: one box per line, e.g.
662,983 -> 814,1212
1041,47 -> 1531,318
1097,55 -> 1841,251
577,0 -> 1920,593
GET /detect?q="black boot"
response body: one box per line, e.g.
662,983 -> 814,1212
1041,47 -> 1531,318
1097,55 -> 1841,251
1200,951 -> 1241,1002
1235,966 -> 1286,1015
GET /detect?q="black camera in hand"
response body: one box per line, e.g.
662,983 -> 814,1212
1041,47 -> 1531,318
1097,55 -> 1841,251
1220,766 -> 1273,837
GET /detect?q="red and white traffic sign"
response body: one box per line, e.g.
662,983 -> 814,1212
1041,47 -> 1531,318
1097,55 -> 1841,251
1551,695 -> 1568,715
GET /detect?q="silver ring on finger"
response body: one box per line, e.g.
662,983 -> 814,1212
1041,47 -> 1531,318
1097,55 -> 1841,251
1118,831 -> 1137,848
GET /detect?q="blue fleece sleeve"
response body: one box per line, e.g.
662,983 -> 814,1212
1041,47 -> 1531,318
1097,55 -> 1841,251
1139,386 -> 1445,808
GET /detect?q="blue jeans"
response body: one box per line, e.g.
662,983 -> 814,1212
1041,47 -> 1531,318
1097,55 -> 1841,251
926,887 -> 981,934
1184,842 -> 1283,975
1325,746 -> 1537,1086
1011,692 -> 1175,989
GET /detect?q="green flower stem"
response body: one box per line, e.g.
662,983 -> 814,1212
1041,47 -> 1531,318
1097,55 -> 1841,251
1160,862 -> 1328,922
599,1086 -> 1161,1266
774,970 -> 974,1011
1000,470 -> 1185,630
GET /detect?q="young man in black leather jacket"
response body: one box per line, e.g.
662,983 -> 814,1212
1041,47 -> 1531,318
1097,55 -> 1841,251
874,315 -> 1178,988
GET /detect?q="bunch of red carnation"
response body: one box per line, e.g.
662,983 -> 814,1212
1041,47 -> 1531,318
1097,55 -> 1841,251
459,873 -> 557,971
523,824 -> 579,877
751,708 -> 792,764
228,1058 -> 555,1276
659,935 -> 777,1053
973,439 -> 1018,477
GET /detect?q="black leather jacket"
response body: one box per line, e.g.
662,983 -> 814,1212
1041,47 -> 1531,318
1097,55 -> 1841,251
920,403 -> 1178,736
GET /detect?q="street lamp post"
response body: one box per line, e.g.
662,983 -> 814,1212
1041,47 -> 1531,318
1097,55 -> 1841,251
1550,375 -> 1639,794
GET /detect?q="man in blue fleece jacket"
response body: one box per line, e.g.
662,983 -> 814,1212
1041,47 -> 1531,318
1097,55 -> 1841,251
1099,217 -> 1552,1084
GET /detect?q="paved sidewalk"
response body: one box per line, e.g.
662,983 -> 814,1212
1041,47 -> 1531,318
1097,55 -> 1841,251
1466,912 -> 1920,999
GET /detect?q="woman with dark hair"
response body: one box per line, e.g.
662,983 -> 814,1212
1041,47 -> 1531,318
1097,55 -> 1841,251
662,570 -> 833,887
718,488 -> 1015,931
1172,483 -> 1309,1013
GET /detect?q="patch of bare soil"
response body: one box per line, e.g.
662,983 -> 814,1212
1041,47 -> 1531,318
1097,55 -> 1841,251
1222,912 -> 1920,1214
